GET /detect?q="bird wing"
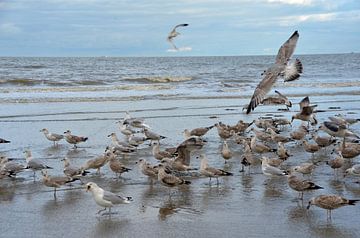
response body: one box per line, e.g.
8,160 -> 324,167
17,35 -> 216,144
103,190 -> 131,204
174,23 -> 189,30
299,96 -> 310,110
161,174 -> 183,186
246,72 -> 278,114
275,31 -> 299,65
274,90 -> 288,100
324,121 -> 339,132
263,164 -> 285,175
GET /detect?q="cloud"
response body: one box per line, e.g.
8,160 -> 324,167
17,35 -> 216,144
267,0 -> 313,6
0,23 -> 21,34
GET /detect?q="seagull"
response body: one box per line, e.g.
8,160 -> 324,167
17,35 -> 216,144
152,142 -> 174,161
143,128 -> 166,144
199,154 -> 233,185
157,164 -> 191,189
167,23 -> 189,50
246,31 -> 302,114
307,195 -> 359,220
136,159 -> 158,182
81,148 -> 112,174
108,156 -> 131,178
41,170 -> 79,198
318,121 -> 359,146
287,173 -> 323,200
86,182 -> 132,215
291,96 -> 318,127
344,164 -> 360,181
183,125 -> 214,138
261,157 -> 287,176
40,128 -> 64,146
63,130 -> 88,148
221,140 -> 233,163
61,157 -> 89,179
293,162 -> 316,176
261,90 -> 292,110
24,150 -> 52,180
0,157 -> 25,177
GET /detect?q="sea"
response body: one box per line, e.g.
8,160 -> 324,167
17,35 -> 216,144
0,53 -> 359,103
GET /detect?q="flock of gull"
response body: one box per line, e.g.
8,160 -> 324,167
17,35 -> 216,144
1,30 -> 360,221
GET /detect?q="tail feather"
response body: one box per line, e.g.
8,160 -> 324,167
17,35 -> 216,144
183,180 -> 191,185
219,169 -> 233,176
309,183 -> 323,190
348,199 -> 360,205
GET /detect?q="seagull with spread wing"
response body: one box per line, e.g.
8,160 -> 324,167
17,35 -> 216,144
246,31 -> 303,114
167,23 -> 189,50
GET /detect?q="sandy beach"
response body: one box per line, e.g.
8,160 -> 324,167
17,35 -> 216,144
1,93 -> 360,238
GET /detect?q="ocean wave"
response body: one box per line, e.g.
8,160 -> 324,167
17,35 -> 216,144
0,78 -> 110,87
122,76 -> 194,83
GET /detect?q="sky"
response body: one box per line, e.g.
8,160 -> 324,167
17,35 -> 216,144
0,0 -> 359,56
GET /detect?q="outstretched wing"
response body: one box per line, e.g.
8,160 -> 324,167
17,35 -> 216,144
299,96 -> 310,110
246,71 -> 278,114
275,31 -> 299,65
174,23 -> 189,30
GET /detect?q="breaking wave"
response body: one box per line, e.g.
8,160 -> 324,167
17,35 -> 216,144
123,76 -> 194,83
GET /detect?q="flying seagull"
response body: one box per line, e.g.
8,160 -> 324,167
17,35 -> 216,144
167,23 -> 189,50
246,31 -> 303,114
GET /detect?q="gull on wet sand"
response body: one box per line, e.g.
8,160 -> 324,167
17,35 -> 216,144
302,140 -> 320,156
326,152 -> 344,176
63,130 -> 88,148
184,125 -> 214,138
40,128 -> 64,146
307,195 -> 359,220
136,159 -> 159,182
277,142 -> 290,160
81,148 -> 113,174
143,128 -> 166,144
41,170 -> 79,197
24,150 -> 52,179
221,140 -> 233,163
62,157 -> 89,179
152,142 -> 173,161
167,23 -> 189,50
0,157 -> 25,177
157,164 -> 191,189
246,30 -> 302,114
290,124 -> 308,141
108,156 -> 131,178
250,136 -> 276,154
261,157 -> 287,176
318,121 -> 359,145
199,154 -> 233,185
266,128 -> 292,143
293,162 -> 316,176
287,173 -> 323,200
86,182 -> 132,215
344,164 -> 360,181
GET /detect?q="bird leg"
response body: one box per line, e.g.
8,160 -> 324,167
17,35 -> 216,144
97,207 -> 107,214
53,188 -> 57,198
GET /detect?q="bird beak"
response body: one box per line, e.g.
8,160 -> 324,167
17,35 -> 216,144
86,185 -> 90,192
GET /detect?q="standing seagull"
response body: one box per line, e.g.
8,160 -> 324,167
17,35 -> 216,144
86,182 -> 132,215
40,128 -> 64,146
246,31 -> 303,114
167,23 -> 189,50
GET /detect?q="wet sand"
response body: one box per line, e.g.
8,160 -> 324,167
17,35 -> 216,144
1,95 -> 360,238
